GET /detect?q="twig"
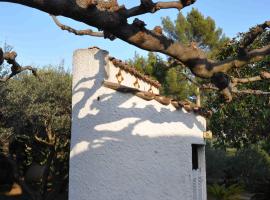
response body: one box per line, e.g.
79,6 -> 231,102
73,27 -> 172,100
51,15 -> 104,37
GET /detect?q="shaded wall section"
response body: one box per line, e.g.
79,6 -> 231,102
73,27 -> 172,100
69,47 -> 207,200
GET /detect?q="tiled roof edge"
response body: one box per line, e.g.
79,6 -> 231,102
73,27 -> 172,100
108,57 -> 161,89
103,81 -> 212,118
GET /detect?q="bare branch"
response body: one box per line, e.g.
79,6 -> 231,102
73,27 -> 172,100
210,44 -> 270,75
200,83 -> 219,91
126,0 -> 196,18
34,134 -> 55,146
199,83 -> 270,103
195,87 -> 201,107
261,71 -> 270,79
0,65 -> 41,82
51,15 -> 104,37
0,51 -> 41,82
45,119 -> 56,143
232,88 -> 270,95
0,0 -> 269,94
231,71 -> 270,86
238,21 -> 270,55
232,75 -> 262,85
220,88 -> 233,102
0,74 -> 13,82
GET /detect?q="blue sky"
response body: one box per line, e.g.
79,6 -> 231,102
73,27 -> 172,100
0,0 -> 269,70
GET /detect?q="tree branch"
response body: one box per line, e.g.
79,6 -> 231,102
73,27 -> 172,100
210,44 -> 270,76
238,21 -> 270,55
0,51 -> 41,82
125,0 -> 196,18
200,83 -> 219,91
1,1 -> 269,75
0,1 -> 269,96
231,71 -> 270,86
232,88 -> 270,95
51,15 -> 104,37
199,78 -> 270,102
34,134 -> 55,146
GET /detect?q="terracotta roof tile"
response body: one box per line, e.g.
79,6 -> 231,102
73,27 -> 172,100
108,57 -> 161,88
103,81 -> 212,118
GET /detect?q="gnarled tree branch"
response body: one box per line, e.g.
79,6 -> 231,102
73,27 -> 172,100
0,0 -> 269,102
0,51 -> 41,82
210,44 -> 270,76
1,0 -> 266,77
125,0 -> 196,18
190,72 -> 270,102
231,71 -> 270,86
51,15 -> 104,37
238,20 -> 270,55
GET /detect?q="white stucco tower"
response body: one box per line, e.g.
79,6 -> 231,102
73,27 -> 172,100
69,47 -> 207,200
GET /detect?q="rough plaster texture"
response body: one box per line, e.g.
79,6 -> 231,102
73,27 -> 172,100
69,47 -> 207,200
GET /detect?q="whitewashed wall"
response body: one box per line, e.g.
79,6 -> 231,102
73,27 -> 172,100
69,47 -> 207,200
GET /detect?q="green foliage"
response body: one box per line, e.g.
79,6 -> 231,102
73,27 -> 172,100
205,144 -> 228,184
129,52 -> 146,73
164,67 -> 196,100
260,138 -> 270,155
0,66 -> 71,199
208,95 -> 270,148
162,8 -> 229,58
0,66 -> 71,137
208,183 -> 244,200
165,68 -> 182,96
230,147 -> 270,191
129,52 -> 196,100
129,52 -> 167,82
206,145 -> 270,198
207,27 -> 270,147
